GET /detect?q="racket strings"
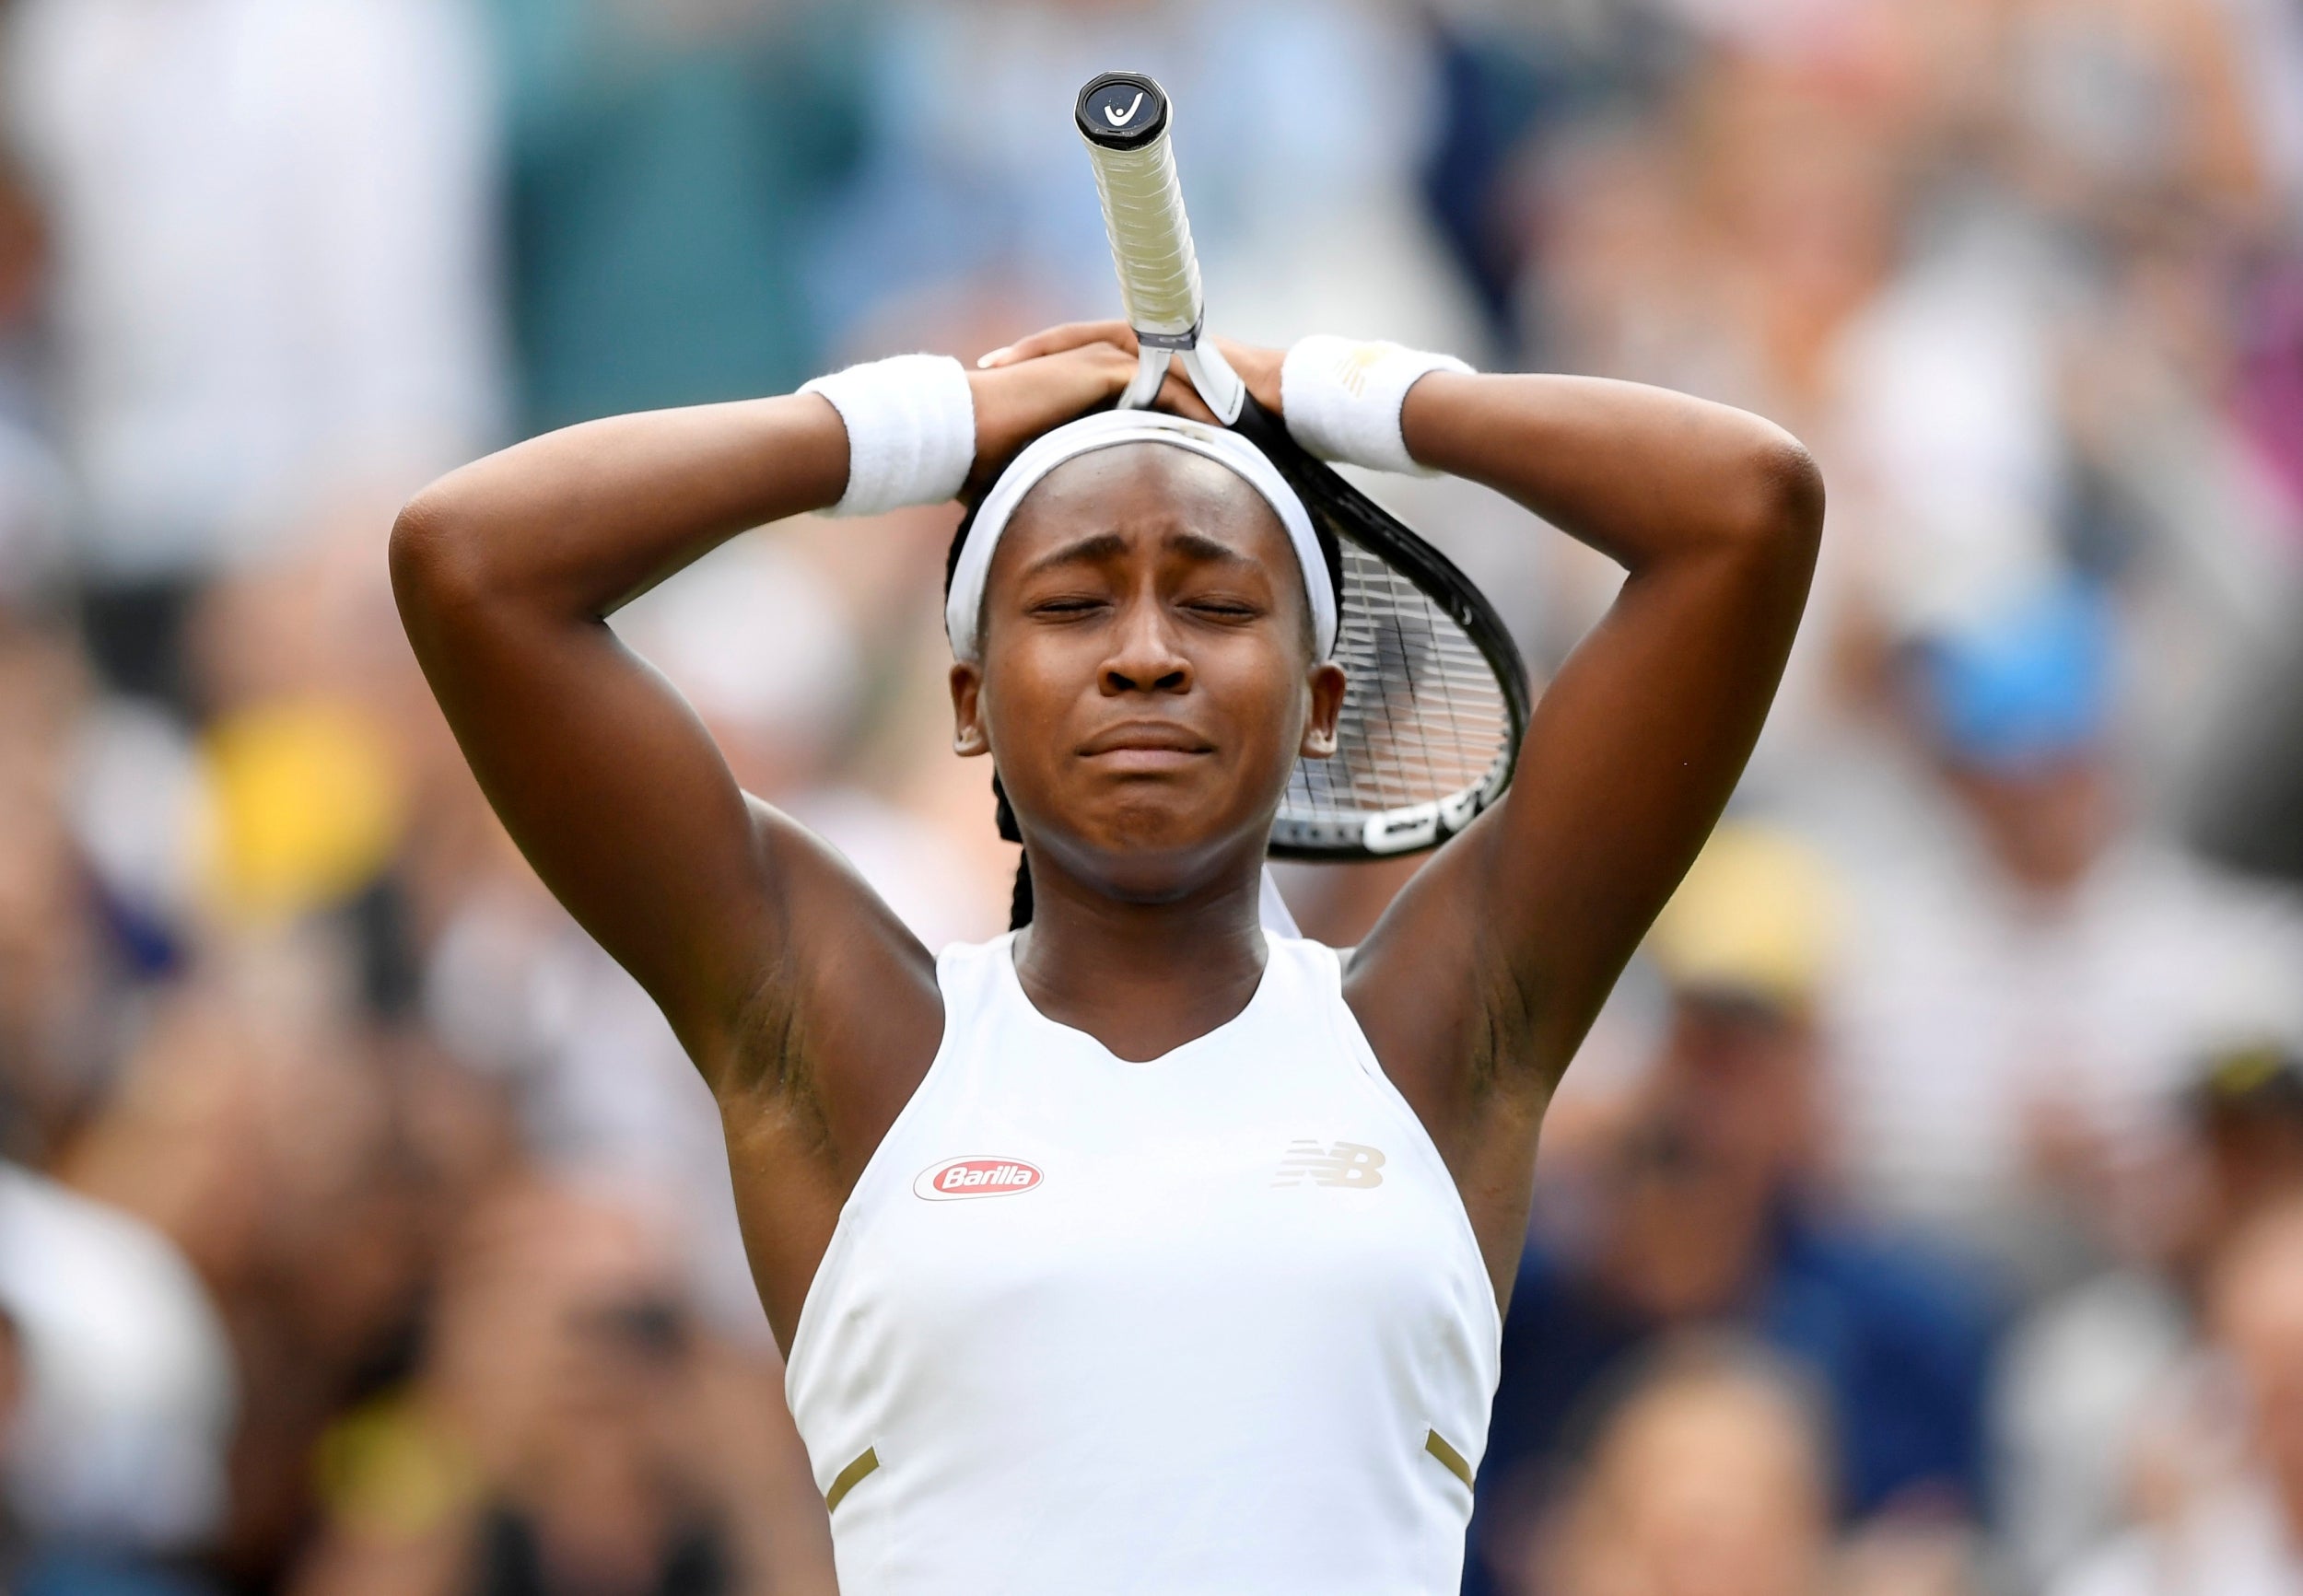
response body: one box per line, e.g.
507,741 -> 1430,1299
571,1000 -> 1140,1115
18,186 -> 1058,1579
1283,542 -> 1514,825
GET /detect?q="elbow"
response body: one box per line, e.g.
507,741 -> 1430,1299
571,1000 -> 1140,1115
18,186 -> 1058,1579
387,483 -> 488,618
1720,425 -> 1825,569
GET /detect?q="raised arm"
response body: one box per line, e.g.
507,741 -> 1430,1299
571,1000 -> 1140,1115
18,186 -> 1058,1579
389,346 -> 1145,1101
1344,372 -> 1821,1197
389,395 -> 926,1089
392,347 -> 1161,1346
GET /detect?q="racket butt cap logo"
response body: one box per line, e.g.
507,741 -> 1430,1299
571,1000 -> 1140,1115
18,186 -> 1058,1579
915,1156 -> 1045,1201
1075,72 -> 1169,151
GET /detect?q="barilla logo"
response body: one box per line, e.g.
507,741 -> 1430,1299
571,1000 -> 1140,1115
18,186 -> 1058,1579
914,1156 -> 1045,1202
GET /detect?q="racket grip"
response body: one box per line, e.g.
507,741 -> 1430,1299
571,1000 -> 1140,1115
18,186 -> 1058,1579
1076,73 -> 1244,421
1076,74 -> 1201,347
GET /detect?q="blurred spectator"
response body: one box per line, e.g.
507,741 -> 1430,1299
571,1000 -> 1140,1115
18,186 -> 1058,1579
1,0 -> 503,708
2192,607 -> 2303,887
1517,1334 -> 1983,1596
41,902 -> 523,1590
1418,0 -> 1684,347
0,147 -> 63,611
291,1181 -> 834,1596
4,1307 -> 215,1596
1468,827 -> 1999,1596
485,0 -> 868,433
0,2 -> 2300,1593
2050,1195 -> 2303,1595
0,615 -> 119,1164
1828,579 -> 2303,1287
1999,1042 -> 2303,1585
811,0 -> 1484,358
1521,1336 -> 1838,1596
0,1158 -> 235,1583
1998,0 -> 2267,227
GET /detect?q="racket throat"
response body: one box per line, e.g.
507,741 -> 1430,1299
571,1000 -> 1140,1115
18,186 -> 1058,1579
1118,342 -> 1245,424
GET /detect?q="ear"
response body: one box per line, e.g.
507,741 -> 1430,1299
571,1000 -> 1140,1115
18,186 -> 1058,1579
950,661 -> 990,757
1299,660 -> 1348,760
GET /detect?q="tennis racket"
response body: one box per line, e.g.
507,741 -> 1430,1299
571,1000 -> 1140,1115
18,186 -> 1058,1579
1074,71 -> 1532,858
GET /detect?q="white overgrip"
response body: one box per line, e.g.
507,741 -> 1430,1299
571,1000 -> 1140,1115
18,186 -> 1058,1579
1080,106 -> 1244,422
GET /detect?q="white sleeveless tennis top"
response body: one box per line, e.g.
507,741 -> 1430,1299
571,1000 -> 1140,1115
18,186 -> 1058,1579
783,929 -> 1502,1595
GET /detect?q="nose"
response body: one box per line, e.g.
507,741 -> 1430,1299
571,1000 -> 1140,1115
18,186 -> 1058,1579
1099,592 -> 1192,696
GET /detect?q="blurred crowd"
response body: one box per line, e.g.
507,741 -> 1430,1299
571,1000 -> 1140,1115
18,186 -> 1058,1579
1,2 -> 2301,1594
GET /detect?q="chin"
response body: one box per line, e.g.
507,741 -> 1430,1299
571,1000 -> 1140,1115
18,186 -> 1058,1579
1044,799 -> 1267,903
1095,811 -> 1234,871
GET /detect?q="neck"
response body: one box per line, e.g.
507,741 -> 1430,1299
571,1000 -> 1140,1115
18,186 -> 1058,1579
1011,844 -> 1269,1064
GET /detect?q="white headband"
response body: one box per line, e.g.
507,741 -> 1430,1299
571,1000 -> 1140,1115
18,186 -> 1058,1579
943,410 -> 1338,664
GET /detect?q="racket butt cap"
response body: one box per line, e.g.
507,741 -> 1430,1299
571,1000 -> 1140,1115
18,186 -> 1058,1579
1076,72 -> 1169,151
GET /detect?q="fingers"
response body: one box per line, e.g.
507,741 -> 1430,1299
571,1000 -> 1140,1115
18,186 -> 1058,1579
975,323 -> 1284,419
979,320 -> 1140,367
961,341 -> 1143,496
1209,335 -> 1286,414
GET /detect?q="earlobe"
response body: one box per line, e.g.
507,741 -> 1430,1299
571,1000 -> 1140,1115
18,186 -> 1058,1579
1301,659 -> 1348,760
949,663 -> 990,758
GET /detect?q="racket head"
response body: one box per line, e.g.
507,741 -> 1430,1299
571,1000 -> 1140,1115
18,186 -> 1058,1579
1229,398 -> 1532,860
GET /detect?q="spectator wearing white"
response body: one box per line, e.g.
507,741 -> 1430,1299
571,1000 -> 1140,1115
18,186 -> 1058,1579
1825,577 -> 2303,1287
2052,1196 -> 2303,1596
1998,1043 -> 2303,1586
1,0 -> 503,699
0,1159 -> 236,1554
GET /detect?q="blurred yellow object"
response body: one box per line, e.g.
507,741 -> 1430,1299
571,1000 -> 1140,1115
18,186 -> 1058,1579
201,697 -> 404,922
1646,824 -> 1841,1011
315,1396 -> 484,1542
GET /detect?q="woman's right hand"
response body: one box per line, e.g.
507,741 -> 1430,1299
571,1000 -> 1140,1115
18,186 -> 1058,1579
963,330 -> 1139,495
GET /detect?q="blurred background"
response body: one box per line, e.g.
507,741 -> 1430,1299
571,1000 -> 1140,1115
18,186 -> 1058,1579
2,1 -> 2302,1593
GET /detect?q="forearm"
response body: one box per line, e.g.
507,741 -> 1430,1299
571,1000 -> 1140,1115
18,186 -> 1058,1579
391,394 -> 850,621
1401,372 -> 1821,574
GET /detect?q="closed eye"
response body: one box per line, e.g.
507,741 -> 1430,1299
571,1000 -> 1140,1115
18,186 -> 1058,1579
1183,598 -> 1266,622
1028,595 -> 1110,617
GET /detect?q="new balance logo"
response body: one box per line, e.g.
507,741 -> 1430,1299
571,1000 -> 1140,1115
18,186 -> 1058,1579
1273,1140 -> 1385,1189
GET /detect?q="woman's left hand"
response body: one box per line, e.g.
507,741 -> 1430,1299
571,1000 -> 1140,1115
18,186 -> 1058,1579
979,320 -> 1284,423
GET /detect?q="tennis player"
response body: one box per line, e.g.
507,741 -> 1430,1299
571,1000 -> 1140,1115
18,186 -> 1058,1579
390,324 -> 1820,1593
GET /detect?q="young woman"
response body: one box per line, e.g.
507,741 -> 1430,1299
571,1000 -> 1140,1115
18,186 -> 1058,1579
390,324 -> 1821,1593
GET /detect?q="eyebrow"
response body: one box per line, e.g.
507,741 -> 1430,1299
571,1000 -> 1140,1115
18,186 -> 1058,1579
1020,528 -> 1259,579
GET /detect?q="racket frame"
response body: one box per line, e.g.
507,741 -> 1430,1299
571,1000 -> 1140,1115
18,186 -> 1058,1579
1075,70 -> 1529,859
1229,396 -> 1531,859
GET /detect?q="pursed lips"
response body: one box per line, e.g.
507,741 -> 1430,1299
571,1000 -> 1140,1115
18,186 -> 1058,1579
1077,720 -> 1215,771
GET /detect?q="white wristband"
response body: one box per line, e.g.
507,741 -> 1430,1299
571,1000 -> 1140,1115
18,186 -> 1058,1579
1279,335 -> 1473,476
799,353 -> 976,517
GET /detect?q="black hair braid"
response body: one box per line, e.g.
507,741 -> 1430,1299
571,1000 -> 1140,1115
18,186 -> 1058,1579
993,775 -> 1034,930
